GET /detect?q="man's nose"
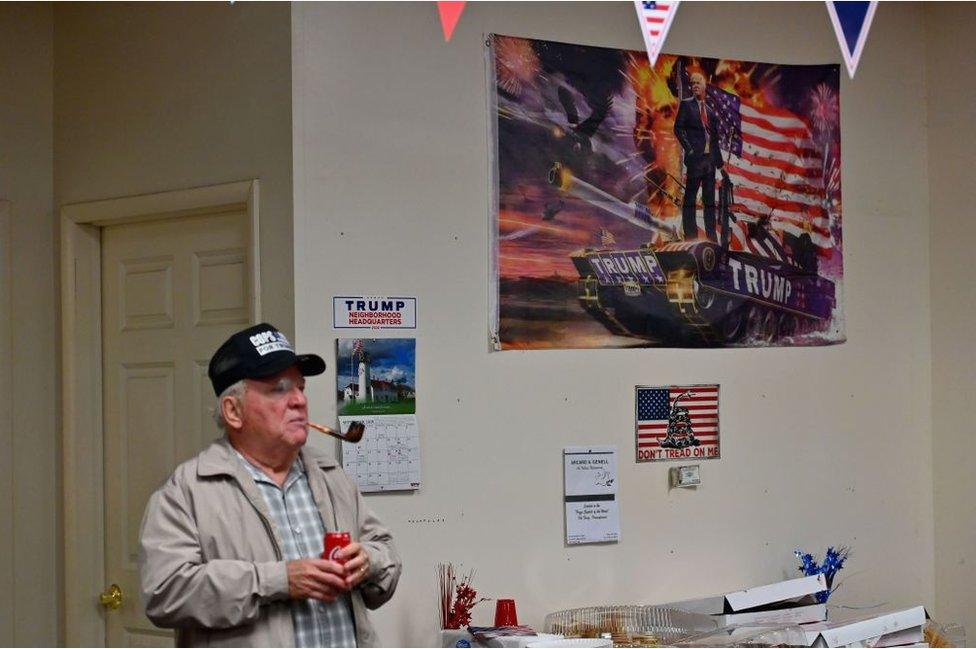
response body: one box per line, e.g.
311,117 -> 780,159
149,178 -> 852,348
289,386 -> 308,407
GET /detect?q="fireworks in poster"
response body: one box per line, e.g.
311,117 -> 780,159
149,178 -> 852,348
488,35 -> 844,350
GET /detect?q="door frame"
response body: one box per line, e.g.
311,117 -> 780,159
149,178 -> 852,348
60,180 -> 261,645
0,201 -> 13,646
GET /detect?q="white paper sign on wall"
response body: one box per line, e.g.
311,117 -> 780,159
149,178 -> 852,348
564,445 -> 620,545
333,296 -> 417,329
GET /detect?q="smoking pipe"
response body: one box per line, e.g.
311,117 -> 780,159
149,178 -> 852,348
308,420 -> 366,443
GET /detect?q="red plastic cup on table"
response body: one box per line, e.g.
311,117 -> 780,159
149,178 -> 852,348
494,598 -> 518,627
322,532 -> 351,564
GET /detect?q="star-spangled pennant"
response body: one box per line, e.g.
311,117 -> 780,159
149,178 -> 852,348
436,1 -> 466,42
825,0 -> 878,78
633,0 -> 681,68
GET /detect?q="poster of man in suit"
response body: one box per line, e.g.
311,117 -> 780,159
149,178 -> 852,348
488,35 -> 843,350
674,69 -> 728,242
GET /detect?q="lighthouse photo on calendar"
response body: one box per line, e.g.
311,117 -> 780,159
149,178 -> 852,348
336,338 -> 417,416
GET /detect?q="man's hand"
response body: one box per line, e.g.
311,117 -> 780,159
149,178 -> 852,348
336,542 -> 372,589
287,558 -> 348,602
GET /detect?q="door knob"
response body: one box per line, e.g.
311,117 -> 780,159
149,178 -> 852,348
99,583 -> 123,610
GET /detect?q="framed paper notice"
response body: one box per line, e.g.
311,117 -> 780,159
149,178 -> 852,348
563,445 -> 619,545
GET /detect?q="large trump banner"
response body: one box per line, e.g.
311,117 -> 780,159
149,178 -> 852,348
488,35 -> 844,350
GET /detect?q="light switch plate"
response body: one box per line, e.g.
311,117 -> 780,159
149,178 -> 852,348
669,464 -> 701,489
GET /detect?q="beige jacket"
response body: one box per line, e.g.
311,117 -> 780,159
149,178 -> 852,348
138,437 -> 401,647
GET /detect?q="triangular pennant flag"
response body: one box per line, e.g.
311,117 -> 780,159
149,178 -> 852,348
825,0 -> 878,78
436,1 -> 466,42
633,0 -> 681,68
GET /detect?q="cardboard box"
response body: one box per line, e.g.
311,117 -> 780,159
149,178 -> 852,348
798,606 -> 927,647
666,574 -> 828,621
871,624 -> 925,647
714,602 -> 827,627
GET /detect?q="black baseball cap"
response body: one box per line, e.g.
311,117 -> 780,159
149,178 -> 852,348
208,323 -> 326,396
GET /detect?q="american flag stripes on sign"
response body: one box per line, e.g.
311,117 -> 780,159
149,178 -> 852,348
633,0 -> 680,67
635,385 -> 720,462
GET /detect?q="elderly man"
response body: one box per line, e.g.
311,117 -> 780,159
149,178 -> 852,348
674,69 -> 728,242
139,323 -> 400,647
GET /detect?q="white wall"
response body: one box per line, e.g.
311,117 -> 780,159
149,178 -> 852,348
54,1 -> 296,334
0,4 -> 57,645
926,2 -> 976,638
293,3 -> 935,646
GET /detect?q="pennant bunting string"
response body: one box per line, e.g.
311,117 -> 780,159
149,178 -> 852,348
437,1 -> 466,42
825,0 -> 878,78
633,0 -> 681,68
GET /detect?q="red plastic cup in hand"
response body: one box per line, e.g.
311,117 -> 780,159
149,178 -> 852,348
322,532 -> 350,564
494,598 -> 518,627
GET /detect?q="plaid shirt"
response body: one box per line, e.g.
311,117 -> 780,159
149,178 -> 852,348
235,451 -> 357,648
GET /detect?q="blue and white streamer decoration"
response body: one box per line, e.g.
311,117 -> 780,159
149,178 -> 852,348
825,1 -> 879,78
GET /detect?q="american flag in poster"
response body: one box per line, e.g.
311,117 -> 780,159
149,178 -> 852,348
635,384 -> 720,462
723,99 -> 833,259
673,62 -> 836,261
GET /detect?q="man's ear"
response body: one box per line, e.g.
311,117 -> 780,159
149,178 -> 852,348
221,394 -> 245,431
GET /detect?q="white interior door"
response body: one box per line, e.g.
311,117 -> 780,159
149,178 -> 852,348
100,208 -> 253,646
